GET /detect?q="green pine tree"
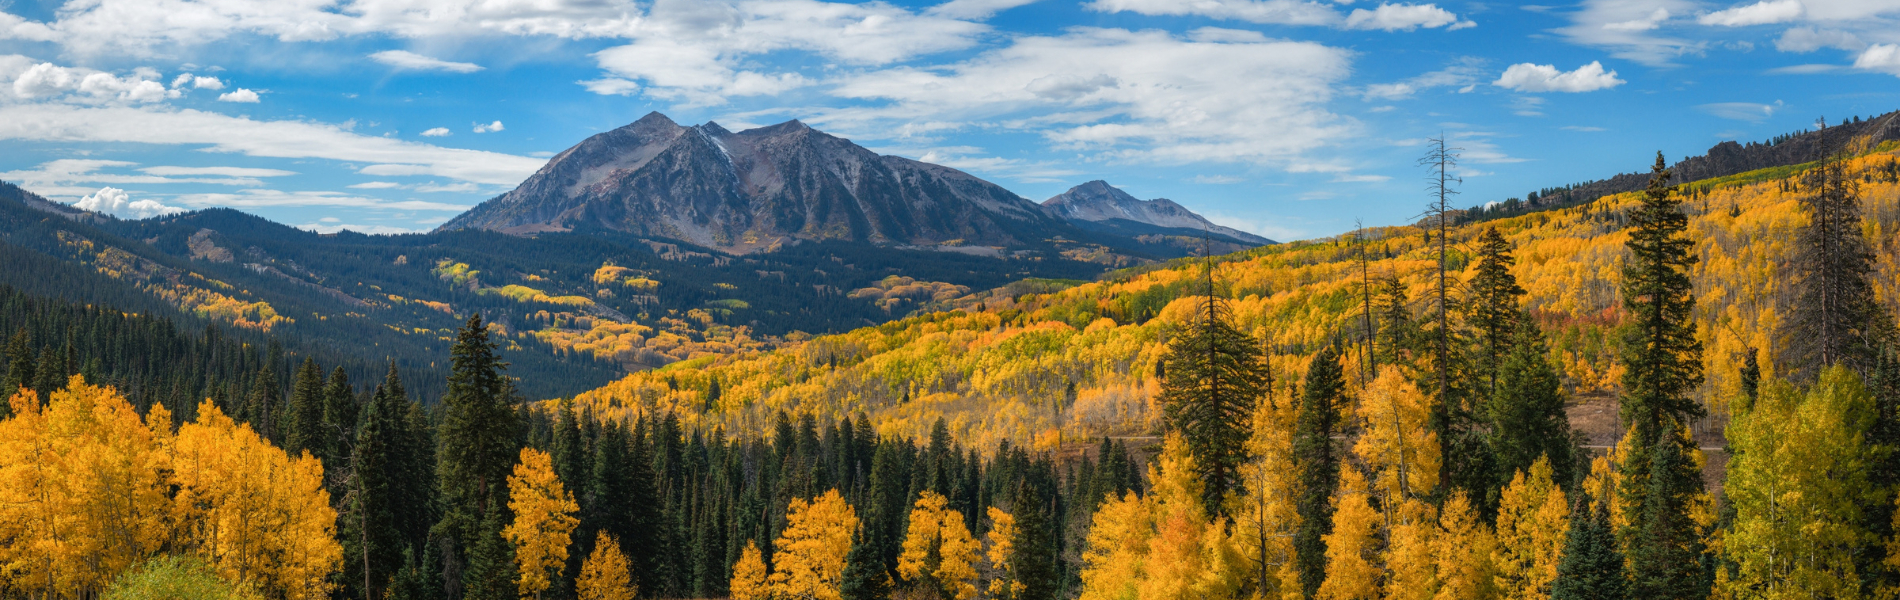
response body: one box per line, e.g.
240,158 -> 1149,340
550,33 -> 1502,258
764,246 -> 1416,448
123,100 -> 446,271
1617,152 -> 1706,535
552,400 -> 587,502
1551,495 -> 1628,600
1009,482 -> 1060,600
285,357 -> 325,458
242,361 -> 280,437
840,529 -> 893,600
1374,275 -> 1417,371
388,545 -> 445,600
33,345 -> 61,399
865,435 -> 914,573
1469,226 -> 1527,398
2,327 -> 31,400
1864,349 -> 1900,591
1293,344 -> 1345,599
322,365 -> 357,470
1629,431 -> 1708,600
341,378 -> 408,600
1488,320 -> 1576,491
462,509 -> 518,600
1157,262 -> 1268,517
626,419 -> 666,594
437,314 -> 521,527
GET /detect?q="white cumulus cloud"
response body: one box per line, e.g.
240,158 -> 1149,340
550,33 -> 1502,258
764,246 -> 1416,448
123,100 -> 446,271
218,88 -> 259,102
1493,61 -> 1625,92
192,76 -> 224,89
11,63 -> 174,102
72,186 -> 184,219
1699,0 -> 1803,26
472,121 -> 503,133
421,127 -> 452,137
1345,3 -> 1473,31
369,50 -> 485,73
1856,44 -> 1900,75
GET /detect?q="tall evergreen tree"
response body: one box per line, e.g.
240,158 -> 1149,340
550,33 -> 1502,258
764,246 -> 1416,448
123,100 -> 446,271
865,435 -> 914,574
1617,152 -> 1706,528
1868,349 -> 1900,592
1551,496 -> 1628,600
2,327 -> 30,401
1488,320 -> 1576,491
285,357 -> 324,458
243,361 -> 280,437
390,366 -> 438,554
342,377 -> 411,600
1469,226 -> 1527,397
1157,262 -> 1269,517
551,401 -> 586,501
1784,149 -> 1885,379
584,421 -> 635,585
389,544 -> 446,600
840,530 -> 892,600
322,366 -> 357,470
1628,432 -> 1708,600
435,314 -> 521,599
462,510 -> 518,600
1374,275 -> 1417,370
625,419 -> 665,595
1293,344 -> 1345,599
1009,482 -> 1060,600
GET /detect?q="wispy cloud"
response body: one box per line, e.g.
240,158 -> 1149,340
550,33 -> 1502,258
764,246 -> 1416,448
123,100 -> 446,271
0,103 -> 544,185
370,50 -> 484,73
1696,100 -> 1782,121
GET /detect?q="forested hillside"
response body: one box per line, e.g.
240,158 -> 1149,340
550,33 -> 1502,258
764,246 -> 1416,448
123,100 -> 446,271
8,127 -> 1900,600
0,181 -> 1113,399
567,139 -> 1900,448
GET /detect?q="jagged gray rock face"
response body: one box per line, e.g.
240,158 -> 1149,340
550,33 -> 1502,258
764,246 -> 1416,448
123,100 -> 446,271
439,112 -> 1060,253
1041,180 -> 1273,245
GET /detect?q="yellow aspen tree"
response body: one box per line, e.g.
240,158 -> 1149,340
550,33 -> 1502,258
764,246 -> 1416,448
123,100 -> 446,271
771,489 -> 859,600
1354,367 -> 1440,501
1235,391 -> 1303,600
171,399 -> 341,600
985,507 -> 1024,599
899,491 -> 981,600
1078,490 -> 1153,600
1138,434 -> 1243,600
1723,371 -> 1875,598
1319,467 -> 1383,600
0,376 -> 169,597
1584,429 -> 1632,535
1384,498 -> 1439,600
1433,492 -> 1496,600
505,447 -> 580,600
1492,457 -> 1568,600
577,533 -> 637,600
730,540 -> 771,600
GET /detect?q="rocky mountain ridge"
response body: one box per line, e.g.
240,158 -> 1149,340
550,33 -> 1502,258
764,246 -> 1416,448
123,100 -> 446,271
438,112 -> 1071,254
1041,180 -> 1273,245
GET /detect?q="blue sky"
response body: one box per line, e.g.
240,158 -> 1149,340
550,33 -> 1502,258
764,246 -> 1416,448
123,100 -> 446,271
0,0 -> 1896,241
